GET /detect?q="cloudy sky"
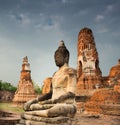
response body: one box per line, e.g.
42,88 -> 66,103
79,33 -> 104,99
0,0 -> 120,86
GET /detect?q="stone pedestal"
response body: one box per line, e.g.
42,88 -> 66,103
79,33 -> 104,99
17,115 -> 72,125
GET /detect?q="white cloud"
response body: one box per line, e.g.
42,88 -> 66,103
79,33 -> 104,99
20,14 -> 30,26
77,10 -> 88,16
9,13 -> 31,27
61,0 -> 68,3
34,24 -> 42,29
34,15 -> 63,31
95,15 -> 104,22
106,5 -> 113,13
112,31 -> 120,37
97,28 -> 108,33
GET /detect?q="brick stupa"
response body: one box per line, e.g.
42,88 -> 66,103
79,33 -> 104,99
108,59 -> 120,92
42,77 -> 52,95
76,28 -> 102,95
13,56 -> 37,105
109,59 -> 120,80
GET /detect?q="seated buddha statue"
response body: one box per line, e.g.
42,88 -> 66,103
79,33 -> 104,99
19,41 -> 77,125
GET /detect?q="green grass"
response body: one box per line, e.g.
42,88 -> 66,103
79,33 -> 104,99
0,102 -> 24,114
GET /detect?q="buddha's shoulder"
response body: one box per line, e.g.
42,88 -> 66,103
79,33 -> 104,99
64,67 -> 77,75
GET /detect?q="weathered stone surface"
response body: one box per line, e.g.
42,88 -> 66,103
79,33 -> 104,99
18,118 -> 72,125
21,114 -> 69,124
77,27 -> 102,94
85,89 -> 120,114
2,111 -> 120,125
114,85 -> 120,93
101,104 -> 120,116
76,30 -> 120,115
18,113 -> 120,125
0,90 -> 14,102
42,77 -> 52,94
109,59 -> 120,78
13,56 -> 37,105
108,59 -> 120,87
0,111 -> 20,125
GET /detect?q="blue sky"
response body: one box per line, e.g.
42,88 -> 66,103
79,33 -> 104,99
0,0 -> 120,86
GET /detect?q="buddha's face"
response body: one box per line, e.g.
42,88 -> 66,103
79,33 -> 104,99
54,45 -> 69,68
55,52 -> 65,67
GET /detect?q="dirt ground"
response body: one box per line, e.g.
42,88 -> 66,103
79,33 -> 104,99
72,112 -> 120,125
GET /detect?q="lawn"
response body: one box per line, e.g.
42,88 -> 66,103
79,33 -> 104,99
0,102 -> 24,114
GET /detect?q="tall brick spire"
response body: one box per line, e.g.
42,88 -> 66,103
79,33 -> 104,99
13,56 -> 37,105
77,28 -> 102,94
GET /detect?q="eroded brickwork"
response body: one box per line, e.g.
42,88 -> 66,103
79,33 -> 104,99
13,56 -> 37,105
77,28 -> 102,95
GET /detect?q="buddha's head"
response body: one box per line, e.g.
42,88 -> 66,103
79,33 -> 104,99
54,40 -> 69,67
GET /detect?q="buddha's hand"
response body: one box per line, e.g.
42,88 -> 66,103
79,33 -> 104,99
56,92 -> 75,103
23,98 -> 38,111
39,101 -> 45,105
39,99 -> 53,105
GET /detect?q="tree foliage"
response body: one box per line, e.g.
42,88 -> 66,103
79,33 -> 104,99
0,80 -> 17,92
32,80 -> 42,94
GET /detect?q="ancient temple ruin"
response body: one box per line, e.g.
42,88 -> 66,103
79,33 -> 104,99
108,59 -> 120,82
108,59 -> 120,92
77,28 -> 102,94
84,59 -> 120,115
42,77 -> 52,95
13,56 -> 37,105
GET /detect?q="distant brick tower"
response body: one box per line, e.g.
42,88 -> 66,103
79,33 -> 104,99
108,59 -> 120,92
13,56 -> 37,105
77,28 -> 102,94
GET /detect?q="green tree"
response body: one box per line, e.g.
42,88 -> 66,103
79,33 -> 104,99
32,80 -> 42,94
0,81 -> 17,92
0,80 -> 2,90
